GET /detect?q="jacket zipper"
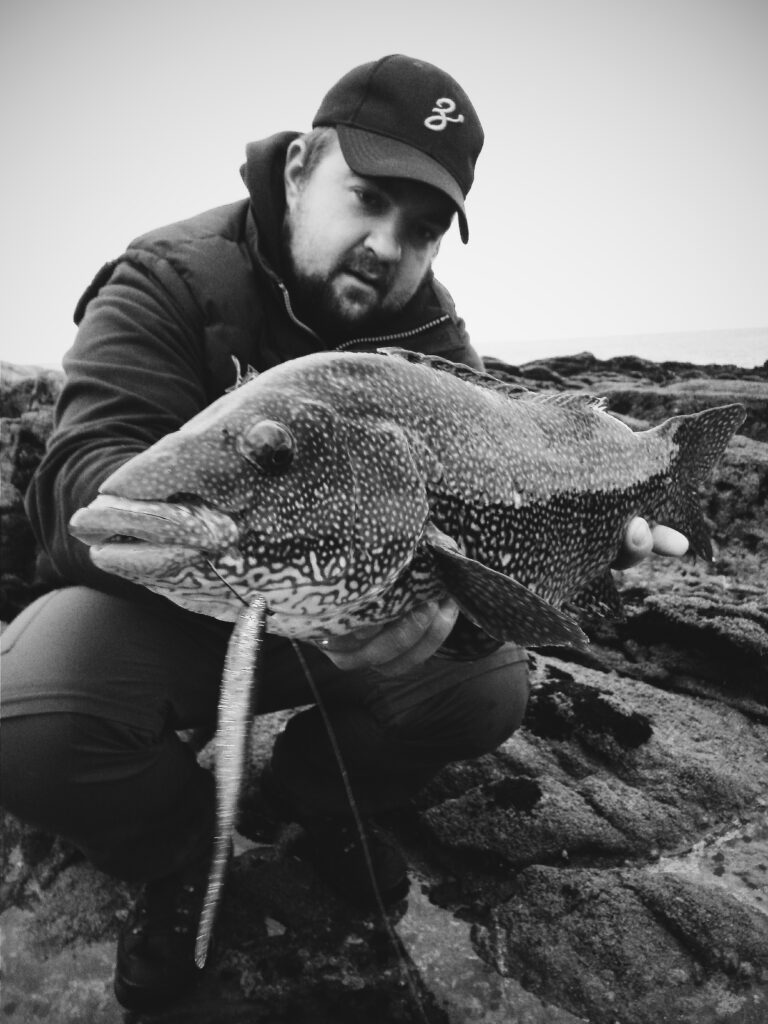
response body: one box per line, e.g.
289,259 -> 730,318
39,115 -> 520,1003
277,282 -> 322,342
334,315 -> 452,350
277,281 -> 450,351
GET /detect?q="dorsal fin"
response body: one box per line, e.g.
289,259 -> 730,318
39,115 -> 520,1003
225,355 -> 260,393
532,391 -> 609,411
377,347 -> 531,398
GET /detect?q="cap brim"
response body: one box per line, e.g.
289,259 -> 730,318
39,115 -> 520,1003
336,125 -> 469,243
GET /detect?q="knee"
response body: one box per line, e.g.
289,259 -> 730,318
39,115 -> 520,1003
388,650 -> 531,762
0,713 -> 74,823
0,712 -> 150,831
452,656 -> 531,758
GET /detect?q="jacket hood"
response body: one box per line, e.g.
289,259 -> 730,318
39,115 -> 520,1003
240,131 -> 299,278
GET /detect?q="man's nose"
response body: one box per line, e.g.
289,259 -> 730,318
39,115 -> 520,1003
365,215 -> 402,262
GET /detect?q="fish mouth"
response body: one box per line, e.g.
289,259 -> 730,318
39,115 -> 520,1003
69,494 -> 239,577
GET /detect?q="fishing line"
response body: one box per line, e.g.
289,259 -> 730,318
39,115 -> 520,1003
290,640 -> 432,1023
203,559 -> 432,1021
205,558 -> 251,608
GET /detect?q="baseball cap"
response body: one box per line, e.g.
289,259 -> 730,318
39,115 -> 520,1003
312,54 -> 484,243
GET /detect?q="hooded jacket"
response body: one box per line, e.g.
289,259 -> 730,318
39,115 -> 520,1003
26,132 -> 483,593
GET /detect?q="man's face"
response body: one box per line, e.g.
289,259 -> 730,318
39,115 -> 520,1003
283,134 -> 454,338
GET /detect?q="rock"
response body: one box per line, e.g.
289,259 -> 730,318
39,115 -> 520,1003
705,434 -> 768,548
0,362 -> 63,622
596,379 -> 768,442
420,656 -> 768,867
475,866 -> 768,1024
485,351 -> 768,440
0,362 -> 64,417
2,355 -> 767,1023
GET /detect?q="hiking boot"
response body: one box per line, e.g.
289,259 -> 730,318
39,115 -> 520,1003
260,764 -> 409,908
114,850 -> 212,1012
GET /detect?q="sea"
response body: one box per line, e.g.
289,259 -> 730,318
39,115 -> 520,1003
485,327 -> 767,370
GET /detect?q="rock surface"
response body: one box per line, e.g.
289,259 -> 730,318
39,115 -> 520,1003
1,353 -> 767,1023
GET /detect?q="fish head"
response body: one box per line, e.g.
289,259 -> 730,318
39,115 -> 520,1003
69,359 -> 431,629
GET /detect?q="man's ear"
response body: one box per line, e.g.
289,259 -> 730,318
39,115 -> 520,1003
284,138 -> 309,207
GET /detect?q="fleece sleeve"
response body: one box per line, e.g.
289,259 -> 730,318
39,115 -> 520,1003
25,255 -> 211,592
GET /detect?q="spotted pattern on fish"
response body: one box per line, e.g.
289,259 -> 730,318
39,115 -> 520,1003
70,349 -> 746,653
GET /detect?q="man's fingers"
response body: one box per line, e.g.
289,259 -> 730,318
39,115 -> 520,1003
374,598 -> 460,677
613,516 -> 690,570
613,516 -> 654,570
319,598 -> 459,675
316,622 -> 383,654
650,524 -> 689,557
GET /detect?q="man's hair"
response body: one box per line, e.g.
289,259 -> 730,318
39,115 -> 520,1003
295,126 -> 337,183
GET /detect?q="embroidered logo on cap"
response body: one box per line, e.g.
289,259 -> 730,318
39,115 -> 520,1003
424,97 -> 465,132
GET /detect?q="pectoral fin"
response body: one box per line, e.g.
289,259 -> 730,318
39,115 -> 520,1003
424,524 -> 589,651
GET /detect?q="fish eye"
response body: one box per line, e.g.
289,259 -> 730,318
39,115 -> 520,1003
236,420 -> 295,475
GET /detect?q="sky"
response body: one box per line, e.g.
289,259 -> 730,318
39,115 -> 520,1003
2,0 -> 767,368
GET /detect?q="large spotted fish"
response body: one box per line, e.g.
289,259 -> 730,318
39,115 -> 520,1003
69,348 -> 745,961
70,348 -> 745,647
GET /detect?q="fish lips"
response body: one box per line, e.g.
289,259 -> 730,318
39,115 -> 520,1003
89,541 -> 206,579
69,494 -> 239,578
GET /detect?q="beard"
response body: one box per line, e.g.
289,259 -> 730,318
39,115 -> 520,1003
280,219 -> 424,342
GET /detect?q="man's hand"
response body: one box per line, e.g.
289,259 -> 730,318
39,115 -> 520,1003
613,516 -> 689,570
316,597 -> 459,677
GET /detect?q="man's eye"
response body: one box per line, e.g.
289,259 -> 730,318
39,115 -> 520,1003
413,223 -> 442,245
353,188 -> 384,211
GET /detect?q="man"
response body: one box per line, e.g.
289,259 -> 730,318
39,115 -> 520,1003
0,55 -> 685,1011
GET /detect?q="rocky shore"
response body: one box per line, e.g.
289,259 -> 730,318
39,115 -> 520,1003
1,352 -> 767,1024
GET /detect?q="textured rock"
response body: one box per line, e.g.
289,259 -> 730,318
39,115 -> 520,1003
594,380 -> 768,442
420,656 -> 768,869
0,361 -> 63,621
475,866 -> 768,1024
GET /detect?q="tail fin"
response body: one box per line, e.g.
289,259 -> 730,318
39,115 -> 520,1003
651,403 -> 746,560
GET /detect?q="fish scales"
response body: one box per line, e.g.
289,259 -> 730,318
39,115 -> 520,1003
69,348 -> 746,651
279,355 -> 651,503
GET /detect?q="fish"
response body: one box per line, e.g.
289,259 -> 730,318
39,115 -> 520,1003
68,348 -> 745,963
69,348 -> 746,655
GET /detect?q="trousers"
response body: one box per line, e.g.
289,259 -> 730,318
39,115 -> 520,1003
0,587 -> 530,882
